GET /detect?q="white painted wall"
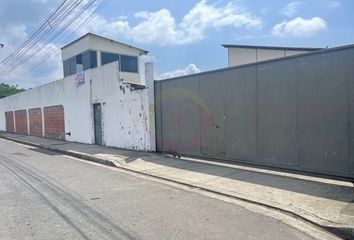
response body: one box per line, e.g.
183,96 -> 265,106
145,62 -> 156,151
228,48 -> 257,67
0,61 -> 154,151
285,50 -> 311,57
257,49 -> 285,62
89,62 -> 151,150
61,36 -> 91,61
227,47 -> 316,67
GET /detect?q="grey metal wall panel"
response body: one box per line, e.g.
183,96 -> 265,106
223,66 -> 257,163
175,78 -> 202,156
160,81 -> 181,153
257,60 -> 298,167
297,51 -> 348,175
155,47 -> 354,180
199,73 -> 225,158
347,48 -> 354,175
159,77 -> 202,155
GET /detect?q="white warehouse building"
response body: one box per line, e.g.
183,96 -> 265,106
0,33 -> 156,151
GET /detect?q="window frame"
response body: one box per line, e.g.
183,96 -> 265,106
68,57 -> 76,76
63,49 -> 140,77
120,54 -> 139,73
63,59 -> 70,77
101,51 -> 120,66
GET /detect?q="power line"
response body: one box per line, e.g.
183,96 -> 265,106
3,1 -> 83,73
12,0 -> 110,77
0,0 -> 71,67
0,0 -> 81,73
0,0 -> 110,79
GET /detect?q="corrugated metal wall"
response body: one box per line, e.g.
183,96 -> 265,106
155,47 -> 354,180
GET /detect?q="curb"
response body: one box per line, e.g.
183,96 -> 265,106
1,135 -> 353,240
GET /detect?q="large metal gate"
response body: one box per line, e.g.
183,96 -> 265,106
155,46 -> 354,180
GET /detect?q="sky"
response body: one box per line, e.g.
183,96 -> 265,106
0,0 -> 353,88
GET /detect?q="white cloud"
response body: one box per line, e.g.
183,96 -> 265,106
0,23 -> 28,79
0,0 -> 75,88
158,64 -> 201,80
1,43 -> 62,88
272,17 -> 327,37
280,1 -> 302,17
0,23 -> 27,56
82,0 -> 262,46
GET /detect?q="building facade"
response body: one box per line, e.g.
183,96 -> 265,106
62,33 -> 148,84
0,34 -> 155,151
223,44 -> 322,67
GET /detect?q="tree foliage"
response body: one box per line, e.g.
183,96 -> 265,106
0,83 -> 25,98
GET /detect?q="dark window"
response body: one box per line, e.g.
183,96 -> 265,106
101,52 -> 119,66
82,50 -> 97,70
90,51 -> 97,68
62,50 -> 97,76
63,60 -> 70,77
76,54 -> 82,64
76,54 -> 83,72
68,57 -> 76,75
82,51 -> 91,70
120,55 -> 138,73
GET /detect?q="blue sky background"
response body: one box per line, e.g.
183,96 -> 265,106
0,0 -> 353,88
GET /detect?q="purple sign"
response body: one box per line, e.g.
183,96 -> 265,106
75,72 -> 85,87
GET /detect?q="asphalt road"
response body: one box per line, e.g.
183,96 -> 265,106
0,139 -> 318,240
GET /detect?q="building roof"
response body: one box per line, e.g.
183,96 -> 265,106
61,33 -> 149,55
222,44 -> 322,52
159,44 -> 354,83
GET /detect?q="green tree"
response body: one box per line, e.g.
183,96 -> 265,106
0,83 -> 25,98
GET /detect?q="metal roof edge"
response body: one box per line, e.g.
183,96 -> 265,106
222,44 -> 323,51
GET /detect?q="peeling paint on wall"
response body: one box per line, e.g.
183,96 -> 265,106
0,61 -> 154,151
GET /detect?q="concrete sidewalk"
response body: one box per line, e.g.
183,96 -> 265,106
1,132 -> 353,239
